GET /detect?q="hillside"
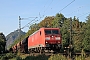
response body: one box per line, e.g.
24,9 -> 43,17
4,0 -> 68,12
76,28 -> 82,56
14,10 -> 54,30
6,30 -> 26,49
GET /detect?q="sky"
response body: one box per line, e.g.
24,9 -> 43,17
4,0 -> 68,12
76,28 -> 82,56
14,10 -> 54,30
0,0 -> 90,36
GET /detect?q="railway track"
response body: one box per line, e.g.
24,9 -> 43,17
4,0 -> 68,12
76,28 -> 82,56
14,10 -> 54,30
28,53 -> 54,56
28,50 -> 55,56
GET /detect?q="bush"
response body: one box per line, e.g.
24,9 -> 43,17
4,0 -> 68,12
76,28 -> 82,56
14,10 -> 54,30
35,55 -> 48,60
13,56 -> 22,60
75,55 -> 85,60
6,53 -> 16,58
24,56 -> 35,60
24,55 -> 49,60
48,54 -> 67,60
0,53 -> 23,60
0,53 -> 16,60
0,56 -> 6,60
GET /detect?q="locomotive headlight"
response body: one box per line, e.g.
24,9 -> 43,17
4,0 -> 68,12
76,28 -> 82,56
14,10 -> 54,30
45,37 -> 50,40
46,42 -> 48,43
55,37 -> 60,40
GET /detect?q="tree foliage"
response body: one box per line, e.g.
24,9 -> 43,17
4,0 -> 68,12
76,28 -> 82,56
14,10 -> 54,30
0,33 -> 6,53
38,16 -> 54,28
82,14 -> 90,51
52,13 -> 65,28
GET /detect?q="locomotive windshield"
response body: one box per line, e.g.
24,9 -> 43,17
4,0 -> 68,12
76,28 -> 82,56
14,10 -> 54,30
52,30 -> 59,34
45,30 -> 59,34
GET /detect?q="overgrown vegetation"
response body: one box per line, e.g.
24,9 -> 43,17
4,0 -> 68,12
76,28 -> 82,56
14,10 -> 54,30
0,53 -> 48,60
48,54 -> 67,60
0,53 -> 22,60
1,53 -> 90,60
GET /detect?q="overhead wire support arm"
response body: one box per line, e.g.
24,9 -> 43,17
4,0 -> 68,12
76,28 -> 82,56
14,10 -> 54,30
18,16 -> 38,33
20,17 -> 38,20
19,16 -> 38,28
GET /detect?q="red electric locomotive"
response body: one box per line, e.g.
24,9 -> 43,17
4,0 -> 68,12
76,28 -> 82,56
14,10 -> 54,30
11,27 -> 62,53
28,27 -> 62,52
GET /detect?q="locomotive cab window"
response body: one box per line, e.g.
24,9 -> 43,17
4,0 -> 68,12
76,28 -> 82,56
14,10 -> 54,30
45,30 -> 51,34
52,30 -> 59,34
45,30 -> 59,34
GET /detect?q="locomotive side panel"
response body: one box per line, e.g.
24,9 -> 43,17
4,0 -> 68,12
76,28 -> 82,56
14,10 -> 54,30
28,28 -> 45,49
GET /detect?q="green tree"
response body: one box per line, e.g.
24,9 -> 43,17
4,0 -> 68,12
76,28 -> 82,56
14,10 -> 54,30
38,16 -> 54,28
0,33 -> 6,53
82,14 -> 90,52
61,18 -> 70,47
52,13 -> 65,28
71,17 -> 82,52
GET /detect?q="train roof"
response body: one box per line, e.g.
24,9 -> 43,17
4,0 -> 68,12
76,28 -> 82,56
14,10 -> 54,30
42,27 -> 60,29
29,28 -> 60,37
29,30 -> 39,37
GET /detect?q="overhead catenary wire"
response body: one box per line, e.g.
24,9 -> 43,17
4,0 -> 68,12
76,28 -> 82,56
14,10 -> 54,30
64,3 -> 90,22
59,0 -> 75,13
21,20 -> 38,29
38,0 -> 75,26
43,0 -> 53,14
21,17 -> 38,29
38,0 -> 53,21
39,0 -> 75,20
67,6 -> 83,16
77,12 -> 90,19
